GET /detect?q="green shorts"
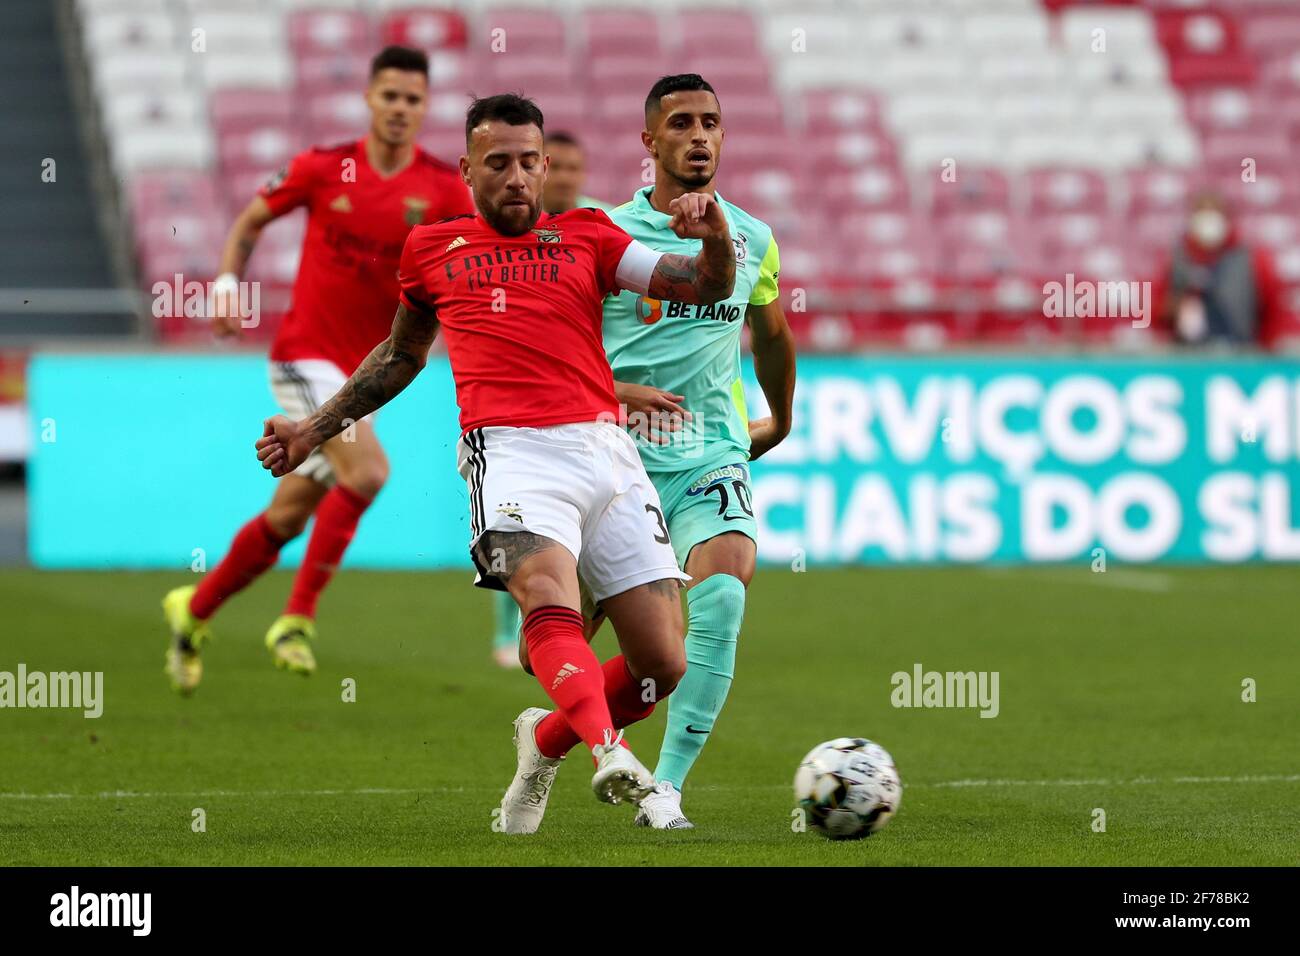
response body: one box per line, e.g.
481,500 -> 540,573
647,459 -> 758,570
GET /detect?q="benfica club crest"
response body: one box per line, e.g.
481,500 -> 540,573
403,197 -> 430,226
263,165 -> 289,195
532,227 -> 562,243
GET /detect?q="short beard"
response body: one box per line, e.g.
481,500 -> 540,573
665,162 -> 715,191
480,198 -> 540,236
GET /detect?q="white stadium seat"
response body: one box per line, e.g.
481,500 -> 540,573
1059,8 -> 1160,55
93,52 -> 192,105
975,50 -> 1068,90
111,124 -> 215,175
83,11 -> 177,56
960,12 -> 1051,53
198,53 -> 293,90
102,90 -> 207,133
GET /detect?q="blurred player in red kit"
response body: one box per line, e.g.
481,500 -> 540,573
255,93 -> 737,827
161,46 -> 473,694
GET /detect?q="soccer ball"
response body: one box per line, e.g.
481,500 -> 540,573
793,737 -> 902,840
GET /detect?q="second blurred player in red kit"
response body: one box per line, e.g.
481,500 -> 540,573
161,46 -> 474,693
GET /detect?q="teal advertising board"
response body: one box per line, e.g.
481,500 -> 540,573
28,355 -> 1300,568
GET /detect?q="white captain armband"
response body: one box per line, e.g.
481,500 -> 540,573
613,239 -> 665,295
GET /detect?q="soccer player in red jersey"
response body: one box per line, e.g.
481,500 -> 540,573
161,46 -> 474,694
256,93 -> 736,827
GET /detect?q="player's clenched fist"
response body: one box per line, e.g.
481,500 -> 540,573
255,415 -> 316,478
667,193 -> 728,241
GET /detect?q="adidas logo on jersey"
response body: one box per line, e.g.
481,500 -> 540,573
446,236 -> 467,251
329,194 -> 353,213
551,662 -> 584,690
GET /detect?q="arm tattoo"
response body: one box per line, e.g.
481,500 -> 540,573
648,233 -> 735,305
302,302 -> 438,446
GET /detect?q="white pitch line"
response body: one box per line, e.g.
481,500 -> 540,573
0,786 -> 447,801
915,774 -> 1300,789
1,774 -> 1296,801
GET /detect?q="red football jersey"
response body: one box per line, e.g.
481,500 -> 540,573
398,208 -> 635,433
261,139 -> 474,374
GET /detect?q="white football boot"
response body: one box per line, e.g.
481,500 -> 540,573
633,780 -> 695,830
497,707 -> 563,834
590,730 -> 655,806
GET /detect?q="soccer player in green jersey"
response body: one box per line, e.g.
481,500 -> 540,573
602,74 -> 797,828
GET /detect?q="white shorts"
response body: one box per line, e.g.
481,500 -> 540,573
456,421 -> 689,602
268,359 -> 372,486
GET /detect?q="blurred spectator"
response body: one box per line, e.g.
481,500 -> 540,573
542,131 -> 611,213
1159,191 -> 1282,347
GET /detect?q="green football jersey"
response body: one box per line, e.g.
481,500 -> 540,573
603,186 -> 780,472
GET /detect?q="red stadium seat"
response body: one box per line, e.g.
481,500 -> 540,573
379,9 -> 468,51
476,8 -> 568,57
1021,168 -> 1111,216
287,9 -> 373,57
217,127 -> 298,177
211,89 -> 295,135
586,56 -> 677,95
1125,167 -> 1195,217
799,90 -> 886,135
305,90 -> 372,131
580,9 -> 662,57
928,167 -> 1010,217
1239,212 -> 1299,249
1240,9 -> 1300,59
802,130 -> 899,178
484,54 -> 580,99
1202,130 -> 1292,175
1258,51 -> 1300,92
677,9 -> 761,60
1215,171 -> 1300,216
295,51 -> 371,93
821,168 -> 911,212
1153,8 -> 1255,87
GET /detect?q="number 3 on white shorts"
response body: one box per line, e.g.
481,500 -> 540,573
644,503 -> 670,544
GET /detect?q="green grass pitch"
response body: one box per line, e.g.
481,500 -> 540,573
1,566 -> 1296,866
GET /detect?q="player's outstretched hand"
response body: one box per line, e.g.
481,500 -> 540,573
747,416 -> 789,461
615,382 -> 692,445
255,415 -> 315,478
667,193 -> 728,241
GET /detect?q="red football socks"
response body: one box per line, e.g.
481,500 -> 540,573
189,513 -> 288,620
524,606 -> 615,755
284,484 -> 372,618
534,654 -> 656,759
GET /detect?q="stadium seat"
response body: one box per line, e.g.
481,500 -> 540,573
79,0 -> 1290,350
1024,168 -> 1111,215
288,9 -> 374,57
378,9 -> 468,50
580,9 -> 662,57
296,51 -> 372,93
211,89 -> 296,134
